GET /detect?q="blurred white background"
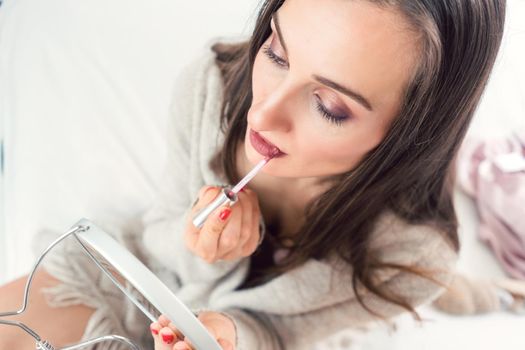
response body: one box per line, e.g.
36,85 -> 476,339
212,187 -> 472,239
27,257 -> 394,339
0,0 -> 524,349
0,0 -> 261,281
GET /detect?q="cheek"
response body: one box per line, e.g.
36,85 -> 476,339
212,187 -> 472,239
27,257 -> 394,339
296,123 -> 384,169
300,135 -> 353,162
252,51 -> 279,100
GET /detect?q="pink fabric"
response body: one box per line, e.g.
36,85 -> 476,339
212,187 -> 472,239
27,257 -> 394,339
457,131 -> 525,280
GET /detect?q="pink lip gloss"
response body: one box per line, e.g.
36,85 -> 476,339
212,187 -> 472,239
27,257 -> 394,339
250,129 -> 285,158
192,154 -> 276,229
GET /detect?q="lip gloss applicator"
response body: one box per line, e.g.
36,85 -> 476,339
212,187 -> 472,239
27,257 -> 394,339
192,156 -> 273,229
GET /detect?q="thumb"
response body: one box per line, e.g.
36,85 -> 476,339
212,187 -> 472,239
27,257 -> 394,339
218,338 -> 235,350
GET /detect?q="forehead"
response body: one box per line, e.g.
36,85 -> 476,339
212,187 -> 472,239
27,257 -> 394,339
277,0 -> 420,112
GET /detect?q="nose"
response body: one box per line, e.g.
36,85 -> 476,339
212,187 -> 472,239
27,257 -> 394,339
248,80 -> 298,133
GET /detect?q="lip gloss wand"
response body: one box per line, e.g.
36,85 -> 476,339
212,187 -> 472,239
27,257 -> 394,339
192,157 -> 271,229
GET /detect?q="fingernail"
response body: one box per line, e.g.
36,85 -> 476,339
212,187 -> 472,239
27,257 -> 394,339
161,333 -> 174,344
219,208 -> 232,221
150,325 -> 158,335
240,187 -> 245,192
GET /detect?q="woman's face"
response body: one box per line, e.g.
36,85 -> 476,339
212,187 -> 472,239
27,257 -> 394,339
244,0 -> 420,179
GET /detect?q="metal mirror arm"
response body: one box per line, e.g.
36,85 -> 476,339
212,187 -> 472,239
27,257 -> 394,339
0,225 -> 87,319
60,335 -> 140,350
0,225 -> 141,350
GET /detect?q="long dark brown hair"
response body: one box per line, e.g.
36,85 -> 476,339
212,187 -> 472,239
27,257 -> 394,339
209,0 -> 505,319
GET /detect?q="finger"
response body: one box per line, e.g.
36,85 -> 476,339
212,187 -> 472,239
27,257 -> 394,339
191,186 -> 223,214
215,203 -> 243,260
187,186 -> 223,235
185,186 -> 223,251
191,186 -> 214,208
159,326 -> 176,348
150,322 -> 161,336
156,316 -> 183,347
218,338 -> 235,350
219,190 -> 258,260
173,340 -> 192,350
168,321 -> 184,341
150,322 -> 162,349
196,205 -> 232,262
158,314 -> 171,327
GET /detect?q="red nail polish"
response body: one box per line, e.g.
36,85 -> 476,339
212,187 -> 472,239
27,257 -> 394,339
150,326 -> 159,335
162,333 -> 175,344
219,208 -> 232,221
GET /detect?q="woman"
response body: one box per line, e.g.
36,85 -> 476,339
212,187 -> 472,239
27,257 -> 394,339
148,0 -> 510,348
0,0 -> 510,349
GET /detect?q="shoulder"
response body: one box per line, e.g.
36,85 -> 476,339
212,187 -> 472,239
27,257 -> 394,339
323,210 -> 459,306
368,210 -> 459,276
368,210 -> 459,307
172,36 -> 249,107
170,45 -> 223,112
324,210 -> 458,272
166,41 -> 238,192
167,43 -> 224,149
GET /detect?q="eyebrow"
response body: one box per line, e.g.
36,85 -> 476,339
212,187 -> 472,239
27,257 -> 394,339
312,75 -> 373,111
272,12 -> 374,112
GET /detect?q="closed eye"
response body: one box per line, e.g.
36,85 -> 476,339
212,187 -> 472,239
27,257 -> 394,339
262,43 -> 350,126
262,44 -> 288,68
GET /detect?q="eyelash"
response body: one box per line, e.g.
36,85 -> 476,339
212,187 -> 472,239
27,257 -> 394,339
262,44 -> 348,127
314,97 -> 345,126
262,44 -> 288,68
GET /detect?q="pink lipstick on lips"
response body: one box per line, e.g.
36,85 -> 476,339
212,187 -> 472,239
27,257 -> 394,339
249,129 -> 285,158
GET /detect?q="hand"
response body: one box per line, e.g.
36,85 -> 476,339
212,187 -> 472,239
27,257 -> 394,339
493,278 -> 525,313
184,185 -> 262,263
150,312 -> 236,350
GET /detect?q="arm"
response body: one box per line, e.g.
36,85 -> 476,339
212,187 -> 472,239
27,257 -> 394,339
140,52 -> 247,290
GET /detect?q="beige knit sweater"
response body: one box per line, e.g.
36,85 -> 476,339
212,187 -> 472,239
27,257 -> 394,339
138,49 -> 458,349
37,47 -> 459,350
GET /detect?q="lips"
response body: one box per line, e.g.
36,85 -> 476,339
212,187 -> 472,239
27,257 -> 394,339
249,129 -> 285,158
